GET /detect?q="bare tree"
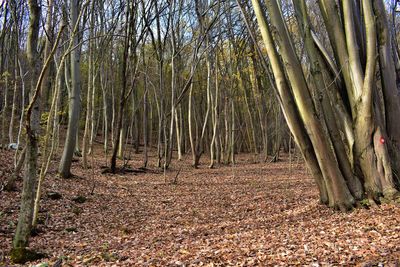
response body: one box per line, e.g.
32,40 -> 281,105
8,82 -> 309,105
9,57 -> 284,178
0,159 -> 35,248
59,0 -> 83,178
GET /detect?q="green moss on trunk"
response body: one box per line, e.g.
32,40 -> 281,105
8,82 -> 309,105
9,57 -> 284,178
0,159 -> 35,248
10,247 -> 46,264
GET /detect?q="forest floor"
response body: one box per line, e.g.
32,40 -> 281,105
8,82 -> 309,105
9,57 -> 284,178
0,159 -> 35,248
1,148 -> 400,266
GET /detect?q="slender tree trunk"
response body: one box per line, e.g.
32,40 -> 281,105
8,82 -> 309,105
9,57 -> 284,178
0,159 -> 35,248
230,99 -> 235,164
59,0 -> 82,178
110,4 -> 130,173
175,106 -> 182,160
237,68 -> 257,156
9,37 -> 20,145
1,69 -> 9,149
82,7 -> 94,168
100,72 -> 108,154
209,56 -> 219,168
117,118 -> 126,159
6,1 -> 17,147
12,0 -> 41,261
157,62 -> 164,168
4,147 -> 26,191
143,69 -> 148,168
32,26 -> 65,229
165,3 -> 178,169
188,83 -> 196,167
39,0 -> 54,113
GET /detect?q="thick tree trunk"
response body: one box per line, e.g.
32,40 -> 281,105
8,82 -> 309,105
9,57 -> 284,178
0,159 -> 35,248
252,0 -> 400,208
373,0 -> 400,179
293,0 -> 363,200
251,0 -> 329,204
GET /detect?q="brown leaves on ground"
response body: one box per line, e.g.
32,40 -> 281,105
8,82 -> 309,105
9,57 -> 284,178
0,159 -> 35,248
1,150 -> 400,266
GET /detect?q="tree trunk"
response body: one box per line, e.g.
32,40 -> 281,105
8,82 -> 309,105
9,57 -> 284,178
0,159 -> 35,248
251,0 -> 328,205
12,0 -> 41,262
251,0 -> 400,209
82,5 -> 94,169
143,66 -> 148,167
110,3 -> 130,173
209,55 -> 219,168
373,0 -> 400,179
59,0 -> 82,178
32,25 -> 66,229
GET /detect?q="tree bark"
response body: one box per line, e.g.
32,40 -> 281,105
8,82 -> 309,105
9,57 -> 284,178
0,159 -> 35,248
12,0 -> 41,261
59,0 -> 82,178
251,0 -> 329,204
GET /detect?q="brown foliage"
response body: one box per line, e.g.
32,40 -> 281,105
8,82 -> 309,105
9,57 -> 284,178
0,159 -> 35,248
0,151 -> 399,265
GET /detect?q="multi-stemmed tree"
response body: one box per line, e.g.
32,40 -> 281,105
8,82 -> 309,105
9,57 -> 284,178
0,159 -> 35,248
251,0 -> 400,210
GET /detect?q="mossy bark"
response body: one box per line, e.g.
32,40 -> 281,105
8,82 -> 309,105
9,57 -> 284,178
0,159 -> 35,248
10,247 -> 45,264
13,0 -> 40,253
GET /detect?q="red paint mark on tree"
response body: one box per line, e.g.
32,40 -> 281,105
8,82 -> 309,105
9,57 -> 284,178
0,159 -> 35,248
380,137 -> 385,144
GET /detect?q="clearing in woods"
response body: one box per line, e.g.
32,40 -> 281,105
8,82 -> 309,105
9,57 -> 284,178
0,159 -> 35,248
1,149 -> 400,266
